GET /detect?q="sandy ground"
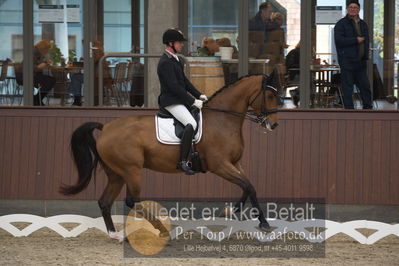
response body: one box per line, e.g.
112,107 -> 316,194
1,225 -> 399,266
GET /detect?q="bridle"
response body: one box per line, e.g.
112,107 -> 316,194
203,75 -> 280,126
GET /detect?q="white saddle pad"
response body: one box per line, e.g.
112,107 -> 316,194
155,111 -> 203,145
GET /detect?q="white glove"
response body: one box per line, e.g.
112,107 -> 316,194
199,94 -> 208,101
192,99 -> 203,109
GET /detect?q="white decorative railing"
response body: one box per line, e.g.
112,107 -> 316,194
0,214 -> 398,245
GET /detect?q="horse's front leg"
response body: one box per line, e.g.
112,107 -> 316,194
233,163 -> 248,213
212,162 -> 270,230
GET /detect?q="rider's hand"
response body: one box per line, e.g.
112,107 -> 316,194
192,99 -> 203,109
199,94 -> 208,101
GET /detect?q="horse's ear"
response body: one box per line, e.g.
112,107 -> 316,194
263,69 -> 278,88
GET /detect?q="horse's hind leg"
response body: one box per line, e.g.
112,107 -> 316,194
213,162 -> 269,230
98,167 -> 125,241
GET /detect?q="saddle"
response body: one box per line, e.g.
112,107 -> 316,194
155,108 -> 203,144
155,108 -> 205,174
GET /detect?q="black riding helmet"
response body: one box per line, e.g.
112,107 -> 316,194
162,28 -> 187,44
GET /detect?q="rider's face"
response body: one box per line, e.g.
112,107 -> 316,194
173,41 -> 184,53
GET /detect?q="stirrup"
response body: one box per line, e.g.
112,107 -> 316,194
177,160 -> 195,175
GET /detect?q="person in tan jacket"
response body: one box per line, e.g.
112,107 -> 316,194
263,12 -> 288,68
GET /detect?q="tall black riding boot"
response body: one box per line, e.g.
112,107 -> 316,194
177,124 -> 195,175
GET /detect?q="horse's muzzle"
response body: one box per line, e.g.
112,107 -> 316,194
270,122 -> 279,130
262,118 -> 279,132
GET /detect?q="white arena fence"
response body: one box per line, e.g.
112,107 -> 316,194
0,214 -> 398,245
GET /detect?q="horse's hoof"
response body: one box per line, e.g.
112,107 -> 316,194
108,231 -> 124,243
258,222 -> 270,231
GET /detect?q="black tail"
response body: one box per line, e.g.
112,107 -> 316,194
60,122 -> 103,195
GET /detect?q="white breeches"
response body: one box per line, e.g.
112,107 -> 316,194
165,104 -> 197,130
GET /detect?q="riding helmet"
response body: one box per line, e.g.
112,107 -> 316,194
162,28 -> 187,44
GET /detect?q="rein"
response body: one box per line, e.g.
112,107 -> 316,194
202,75 -> 279,125
203,105 -> 264,124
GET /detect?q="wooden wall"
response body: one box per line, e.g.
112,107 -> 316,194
0,107 -> 398,205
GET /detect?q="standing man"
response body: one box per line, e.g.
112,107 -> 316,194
158,28 -> 207,175
249,2 -> 279,40
248,2 -> 279,62
334,0 -> 372,109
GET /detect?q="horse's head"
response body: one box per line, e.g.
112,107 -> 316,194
248,75 -> 280,131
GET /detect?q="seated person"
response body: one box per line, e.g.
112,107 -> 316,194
68,71 -> 84,106
197,37 -> 219,56
216,37 -> 239,59
285,42 -> 301,107
285,42 -> 300,82
16,40 -> 56,106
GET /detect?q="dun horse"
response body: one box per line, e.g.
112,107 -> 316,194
60,74 -> 279,239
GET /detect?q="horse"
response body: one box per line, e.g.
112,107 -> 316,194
60,74 -> 280,240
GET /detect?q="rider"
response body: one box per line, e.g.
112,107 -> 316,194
158,28 -> 208,175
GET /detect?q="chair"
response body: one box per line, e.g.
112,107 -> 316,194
8,62 -> 24,105
13,62 -> 50,106
127,61 -> 145,107
273,64 -> 299,107
311,67 -> 344,108
46,67 -> 73,106
107,62 -> 128,106
0,60 -> 22,105
125,62 -> 135,103
314,71 -> 344,108
0,61 -> 9,105
328,73 -> 344,108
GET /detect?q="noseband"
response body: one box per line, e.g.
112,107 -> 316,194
203,75 -> 279,125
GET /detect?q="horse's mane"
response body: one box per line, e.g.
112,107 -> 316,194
207,74 -> 259,102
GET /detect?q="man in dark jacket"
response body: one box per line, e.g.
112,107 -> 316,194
334,0 -> 372,109
158,28 -> 207,175
285,43 -> 300,81
249,2 -> 279,40
248,2 -> 279,59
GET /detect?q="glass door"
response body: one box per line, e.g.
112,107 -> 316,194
90,0 -> 143,107
31,0 -> 135,107
372,0 -> 398,107
0,0 -> 24,106
31,0 -> 84,106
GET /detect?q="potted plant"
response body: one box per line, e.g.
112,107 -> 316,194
49,42 -> 64,66
68,49 -> 77,65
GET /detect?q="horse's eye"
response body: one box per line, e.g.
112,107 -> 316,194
267,94 -> 274,100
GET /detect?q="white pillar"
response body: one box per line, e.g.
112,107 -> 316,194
54,0 -> 69,63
